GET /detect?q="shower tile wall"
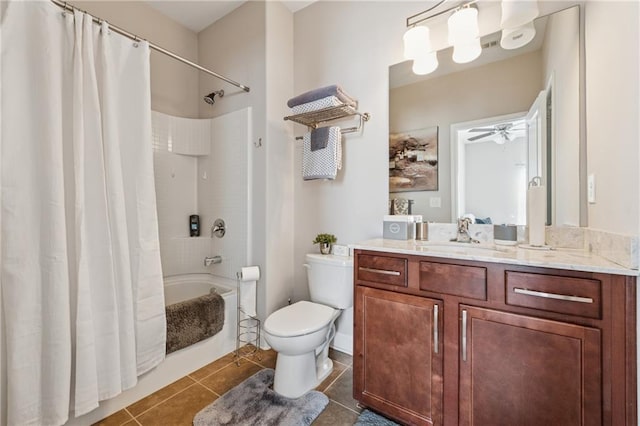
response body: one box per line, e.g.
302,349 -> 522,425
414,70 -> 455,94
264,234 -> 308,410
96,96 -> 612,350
151,109 -> 250,279
198,107 -> 252,280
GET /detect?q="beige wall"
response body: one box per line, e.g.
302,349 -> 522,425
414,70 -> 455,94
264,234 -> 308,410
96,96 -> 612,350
265,2 -> 295,316
73,1 -> 199,118
390,51 -> 542,222
293,1 -> 408,303
585,1 -> 640,235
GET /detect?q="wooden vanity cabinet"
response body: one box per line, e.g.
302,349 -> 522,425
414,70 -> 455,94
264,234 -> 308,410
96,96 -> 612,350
354,286 -> 443,426
353,249 -> 637,426
458,306 -> 602,426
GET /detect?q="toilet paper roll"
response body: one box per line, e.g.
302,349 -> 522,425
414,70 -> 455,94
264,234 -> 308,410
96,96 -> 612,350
239,266 -> 260,318
527,185 -> 546,247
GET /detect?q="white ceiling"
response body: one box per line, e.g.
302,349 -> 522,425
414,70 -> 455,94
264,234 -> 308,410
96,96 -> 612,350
146,1 -> 316,33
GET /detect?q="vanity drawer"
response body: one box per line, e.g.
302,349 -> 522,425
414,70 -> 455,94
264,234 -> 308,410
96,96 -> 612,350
505,271 -> 601,319
419,261 -> 487,300
357,254 -> 407,288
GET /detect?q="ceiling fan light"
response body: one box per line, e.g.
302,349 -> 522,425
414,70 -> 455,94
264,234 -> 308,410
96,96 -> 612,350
403,26 -> 431,60
501,0 -> 539,30
448,7 -> 479,45
494,135 -> 507,145
501,22 -> 536,50
452,38 -> 482,64
412,52 -> 439,75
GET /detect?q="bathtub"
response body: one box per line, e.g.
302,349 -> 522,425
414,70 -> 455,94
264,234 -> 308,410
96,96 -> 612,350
66,273 -> 238,425
164,273 -> 234,305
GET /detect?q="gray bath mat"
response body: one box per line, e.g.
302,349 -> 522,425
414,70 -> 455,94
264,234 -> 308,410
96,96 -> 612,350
193,368 -> 328,426
355,409 -> 400,425
166,289 -> 224,354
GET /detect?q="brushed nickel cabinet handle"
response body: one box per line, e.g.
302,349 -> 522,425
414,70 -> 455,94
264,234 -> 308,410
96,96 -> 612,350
433,304 -> 439,354
461,310 -> 467,362
513,287 -> 593,304
358,267 -> 401,276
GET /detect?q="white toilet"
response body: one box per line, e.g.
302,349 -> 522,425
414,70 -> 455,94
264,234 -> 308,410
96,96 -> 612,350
263,253 -> 353,398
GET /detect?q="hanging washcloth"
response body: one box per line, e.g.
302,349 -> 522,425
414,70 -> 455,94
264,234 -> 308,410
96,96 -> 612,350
303,126 -> 342,180
311,126 -> 331,151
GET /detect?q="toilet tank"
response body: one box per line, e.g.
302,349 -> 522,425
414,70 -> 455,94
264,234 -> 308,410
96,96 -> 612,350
305,253 -> 353,309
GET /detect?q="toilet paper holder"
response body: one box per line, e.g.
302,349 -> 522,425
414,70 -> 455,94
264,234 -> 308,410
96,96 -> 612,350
234,267 -> 262,365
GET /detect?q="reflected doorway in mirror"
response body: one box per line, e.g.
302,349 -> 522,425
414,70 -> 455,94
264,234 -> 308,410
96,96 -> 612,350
389,126 -> 439,192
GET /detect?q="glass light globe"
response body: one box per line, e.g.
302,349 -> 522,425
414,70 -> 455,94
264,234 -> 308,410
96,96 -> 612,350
448,7 -> 479,45
452,38 -> 481,63
501,22 -> 536,50
403,26 -> 431,60
501,0 -> 539,29
412,52 -> 439,75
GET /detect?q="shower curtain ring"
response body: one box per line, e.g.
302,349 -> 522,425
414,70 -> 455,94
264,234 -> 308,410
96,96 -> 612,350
133,35 -> 140,48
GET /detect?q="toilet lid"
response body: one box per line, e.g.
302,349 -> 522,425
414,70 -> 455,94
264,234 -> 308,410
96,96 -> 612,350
264,301 -> 336,338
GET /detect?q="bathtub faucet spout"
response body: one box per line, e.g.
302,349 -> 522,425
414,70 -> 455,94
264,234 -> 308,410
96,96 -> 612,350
204,255 -> 222,266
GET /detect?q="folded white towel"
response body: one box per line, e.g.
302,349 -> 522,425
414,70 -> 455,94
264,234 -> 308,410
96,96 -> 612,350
303,126 -> 342,180
291,95 -> 344,115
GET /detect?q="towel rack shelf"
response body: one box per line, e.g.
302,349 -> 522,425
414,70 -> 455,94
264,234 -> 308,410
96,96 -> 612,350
285,103 -> 371,140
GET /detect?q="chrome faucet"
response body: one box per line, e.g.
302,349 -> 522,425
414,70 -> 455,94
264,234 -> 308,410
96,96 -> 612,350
204,255 -> 222,266
211,218 -> 226,238
453,217 -> 480,243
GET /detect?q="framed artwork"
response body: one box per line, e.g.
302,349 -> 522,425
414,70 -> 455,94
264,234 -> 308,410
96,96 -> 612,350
389,126 -> 439,192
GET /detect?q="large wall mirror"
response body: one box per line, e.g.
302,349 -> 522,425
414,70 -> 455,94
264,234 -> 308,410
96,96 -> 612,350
389,5 -> 583,226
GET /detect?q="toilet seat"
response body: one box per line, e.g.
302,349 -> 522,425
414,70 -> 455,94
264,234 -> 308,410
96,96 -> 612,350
264,301 -> 336,338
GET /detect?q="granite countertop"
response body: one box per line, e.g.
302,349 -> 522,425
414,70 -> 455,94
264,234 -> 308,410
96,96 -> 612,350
351,238 -> 639,277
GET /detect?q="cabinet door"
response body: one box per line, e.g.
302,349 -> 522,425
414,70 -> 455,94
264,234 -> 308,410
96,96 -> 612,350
354,286 -> 443,426
459,306 -> 601,426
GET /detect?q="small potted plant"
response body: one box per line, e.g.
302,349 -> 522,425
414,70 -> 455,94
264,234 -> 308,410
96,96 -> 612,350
312,233 -> 337,255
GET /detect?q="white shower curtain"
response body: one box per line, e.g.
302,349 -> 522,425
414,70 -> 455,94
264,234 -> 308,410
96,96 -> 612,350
1,2 -> 166,425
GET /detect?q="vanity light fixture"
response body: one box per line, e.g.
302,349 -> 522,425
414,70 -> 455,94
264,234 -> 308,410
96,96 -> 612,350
448,6 -> 481,64
500,0 -> 539,50
412,53 -> 439,75
403,25 -> 430,60
403,21 -> 439,75
403,0 -> 540,76
403,0 -> 481,75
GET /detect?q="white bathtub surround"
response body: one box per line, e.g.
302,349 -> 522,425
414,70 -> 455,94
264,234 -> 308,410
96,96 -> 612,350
163,273 -> 234,305
159,237 -> 214,276
152,108 -> 252,280
1,4 -> 165,425
152,111 -> 211,156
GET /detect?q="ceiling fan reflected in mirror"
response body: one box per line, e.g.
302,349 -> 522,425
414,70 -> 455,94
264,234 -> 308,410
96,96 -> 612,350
467,120 -> 526,144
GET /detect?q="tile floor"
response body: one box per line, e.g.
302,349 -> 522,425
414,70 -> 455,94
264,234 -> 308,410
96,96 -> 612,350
94,347 -> 362,426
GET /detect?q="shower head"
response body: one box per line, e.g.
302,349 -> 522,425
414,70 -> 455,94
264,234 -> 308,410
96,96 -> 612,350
203,90 -> 224,105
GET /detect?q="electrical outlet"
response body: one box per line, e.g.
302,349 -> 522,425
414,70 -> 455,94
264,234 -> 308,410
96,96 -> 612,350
430,197 -> 442,208
587,174 -> 596,204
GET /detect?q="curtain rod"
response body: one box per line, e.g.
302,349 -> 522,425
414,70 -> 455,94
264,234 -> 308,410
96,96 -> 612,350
51,0 -> 251,93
